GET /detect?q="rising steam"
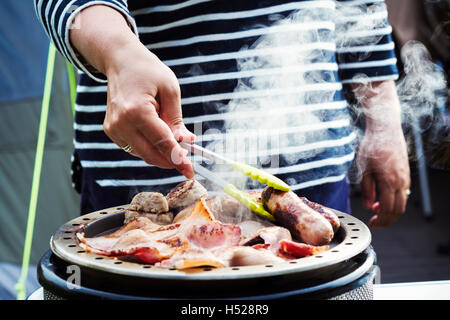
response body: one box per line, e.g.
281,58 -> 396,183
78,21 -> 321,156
205,5 -> 342,190
202,1 -> 447,189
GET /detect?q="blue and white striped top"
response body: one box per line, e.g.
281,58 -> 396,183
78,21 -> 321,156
34,0 -> 398,213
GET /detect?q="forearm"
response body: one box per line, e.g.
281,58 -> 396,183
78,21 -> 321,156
69,4 -> 143,76
352,80 -> 403,133
354,80 -> 410,228
70,4 -> 194,177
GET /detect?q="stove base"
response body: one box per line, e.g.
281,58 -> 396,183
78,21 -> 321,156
38,247 -> 378,300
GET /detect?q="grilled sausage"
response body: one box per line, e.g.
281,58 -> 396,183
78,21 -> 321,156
261,187 -> 334,246
301,197 -> 340,232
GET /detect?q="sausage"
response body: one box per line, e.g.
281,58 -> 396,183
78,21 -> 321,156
300,197 -> 341,232
261,187 -> 334,246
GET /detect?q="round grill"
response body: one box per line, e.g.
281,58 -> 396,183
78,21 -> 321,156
40,203 -> 375,300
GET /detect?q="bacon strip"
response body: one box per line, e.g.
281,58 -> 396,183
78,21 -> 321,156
78,199 -> 241,265
279,239 -> 329,258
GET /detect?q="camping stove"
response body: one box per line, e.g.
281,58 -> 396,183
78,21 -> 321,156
38,204 -> 377,300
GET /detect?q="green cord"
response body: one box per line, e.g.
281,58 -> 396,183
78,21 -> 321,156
15,43 -> 56,300
66,60 -> 77,116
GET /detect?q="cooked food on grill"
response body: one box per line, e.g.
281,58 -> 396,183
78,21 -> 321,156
238,220 -> 273,240
78,180 -> 340,270
205,192 -> 271,225
172,204 -> 195,224
158,245 -> 286,269
240,226 -> 291,250
79,198 -> 241,264
124,192 -> 172,224
300,197 -> 341,232
166,180 -> 208,212
129,191 -> 169,213
261,187 -> 335,246
240,226 -> 329,258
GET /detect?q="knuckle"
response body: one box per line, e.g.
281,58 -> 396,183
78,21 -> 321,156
122,103 -> 143,121
108,97 -> 143,123
169,117 -> 184,128
156,137 -> 177,153
164,81 -> 181,99
103,122 -> 111,136
403,175 -> 411,188
103,117 -> 119,136
148,95 -> 159,110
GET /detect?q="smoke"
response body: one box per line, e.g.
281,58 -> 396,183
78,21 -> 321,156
205,5 -> 341,190
334,1 -> 447,184
397,41 -> 447,134
201,1 -> 448,190
346,41 -> 447,183
335,1 -> 389,51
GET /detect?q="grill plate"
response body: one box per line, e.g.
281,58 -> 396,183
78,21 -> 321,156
50,203 -> 371,281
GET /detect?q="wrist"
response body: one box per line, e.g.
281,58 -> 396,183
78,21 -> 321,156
69,4 -> 141,76
356,81 -> 403,133
364,104 -> 403,133
103,35 -> 146,77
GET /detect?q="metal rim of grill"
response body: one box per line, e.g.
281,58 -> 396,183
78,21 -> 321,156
50,204 -> 371,281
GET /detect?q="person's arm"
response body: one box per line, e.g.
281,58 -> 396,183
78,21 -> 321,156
70,5 -> 195,177
34,1 -> 195,178
335,0 -> 409,228
352,80 -> 411,228
34,0 -> 138,83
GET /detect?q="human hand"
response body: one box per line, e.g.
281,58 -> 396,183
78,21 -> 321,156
70,4 -> 195,178
357,126 -> 411,229
103,41 -> 196,178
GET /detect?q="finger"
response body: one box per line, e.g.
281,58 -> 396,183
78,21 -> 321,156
172,125 -> 196,143
368,201 -> 380,227
133,106 -> 194,178
371,201 -> 380,213
393,189 -> 407,217
111,125 -> 175,169
146,125 -> 194,179
158,81 -> 196,143
360,173 -> 376,210
369,185 -> 396,229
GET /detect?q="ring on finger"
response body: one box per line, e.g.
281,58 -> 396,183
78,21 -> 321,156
404,188 -> 411,196
121,144 -> 133,153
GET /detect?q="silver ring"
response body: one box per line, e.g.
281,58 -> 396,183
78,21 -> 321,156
121,144 -> 133,153
405,189 -> 411,196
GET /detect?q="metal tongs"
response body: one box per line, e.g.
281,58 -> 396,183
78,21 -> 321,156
180,142 -> 290,221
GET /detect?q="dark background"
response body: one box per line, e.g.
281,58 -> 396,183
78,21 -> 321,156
351,165 -> 450,283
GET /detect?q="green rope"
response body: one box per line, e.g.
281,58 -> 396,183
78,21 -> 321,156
66,60 -> 77,116
15,43 -> 56,300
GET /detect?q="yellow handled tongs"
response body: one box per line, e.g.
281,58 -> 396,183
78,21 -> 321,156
180,142 -> 290,221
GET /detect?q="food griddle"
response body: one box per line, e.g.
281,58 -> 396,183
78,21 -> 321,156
39,202 -> 376,300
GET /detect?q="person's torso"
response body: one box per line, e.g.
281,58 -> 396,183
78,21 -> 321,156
73,0 -> 367,205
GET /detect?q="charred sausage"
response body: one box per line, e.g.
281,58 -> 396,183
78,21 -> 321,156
261,187 -> 334,246
300,197 -> 340,232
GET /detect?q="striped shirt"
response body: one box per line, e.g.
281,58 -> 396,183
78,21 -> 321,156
34,0 -> 398,213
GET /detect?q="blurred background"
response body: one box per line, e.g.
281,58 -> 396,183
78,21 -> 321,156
0,0 -> 449,299
0,1 -> 80,299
